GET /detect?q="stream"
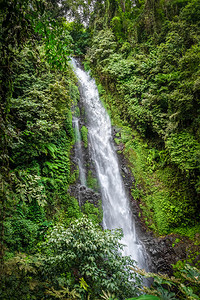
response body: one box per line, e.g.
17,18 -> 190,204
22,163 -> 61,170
71,58 -> 148,270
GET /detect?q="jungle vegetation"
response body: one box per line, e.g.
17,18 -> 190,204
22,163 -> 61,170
0,0 -> 200,299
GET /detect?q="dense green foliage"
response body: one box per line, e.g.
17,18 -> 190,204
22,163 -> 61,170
0,0 -> 74,262
135,262 -> 200,300
66,21 -> 91,56
2,45 -> 82,256
85,0 -> 200,236
40,218 -> 141,299
0,41 -> 85,259
1,218 -> 142,299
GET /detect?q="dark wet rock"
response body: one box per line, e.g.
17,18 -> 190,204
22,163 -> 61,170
69,184 -> 101,207
115,143 -> 124,151
122,166 -> 129,175
112,126 -> 121,136
140,233 -> 191,275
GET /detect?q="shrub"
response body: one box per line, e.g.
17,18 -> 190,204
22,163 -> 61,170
40,217 -> 142,299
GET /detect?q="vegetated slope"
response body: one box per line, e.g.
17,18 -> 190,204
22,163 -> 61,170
85,0 -> 200,236
3,45 -> 82,254
0,0 -> 78,262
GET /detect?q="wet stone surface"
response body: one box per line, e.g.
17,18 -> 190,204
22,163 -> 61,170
69,184 -> 101,208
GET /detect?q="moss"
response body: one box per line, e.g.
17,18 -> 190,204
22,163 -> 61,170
82,201 -> 103,224
87,170 -> 99,192
74,106 -> 80,117
80,125 -> 88,148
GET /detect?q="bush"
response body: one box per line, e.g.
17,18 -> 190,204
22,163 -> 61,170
40,217 -> 142,299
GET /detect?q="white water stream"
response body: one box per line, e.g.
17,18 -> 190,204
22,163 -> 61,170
71,58 -> 147,269
73,117 -> 87,186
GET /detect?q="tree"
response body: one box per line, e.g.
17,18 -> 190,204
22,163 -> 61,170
40,217 -> 142,299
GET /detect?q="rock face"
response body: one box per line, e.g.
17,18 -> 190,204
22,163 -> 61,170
69,184 -> 101,207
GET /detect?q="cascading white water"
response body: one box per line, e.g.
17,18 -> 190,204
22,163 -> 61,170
71,58 -> 147,269
73,117 -> 87,186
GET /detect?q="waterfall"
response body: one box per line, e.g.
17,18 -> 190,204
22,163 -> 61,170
71,58 -> 147,270
73,117 -> 87,186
